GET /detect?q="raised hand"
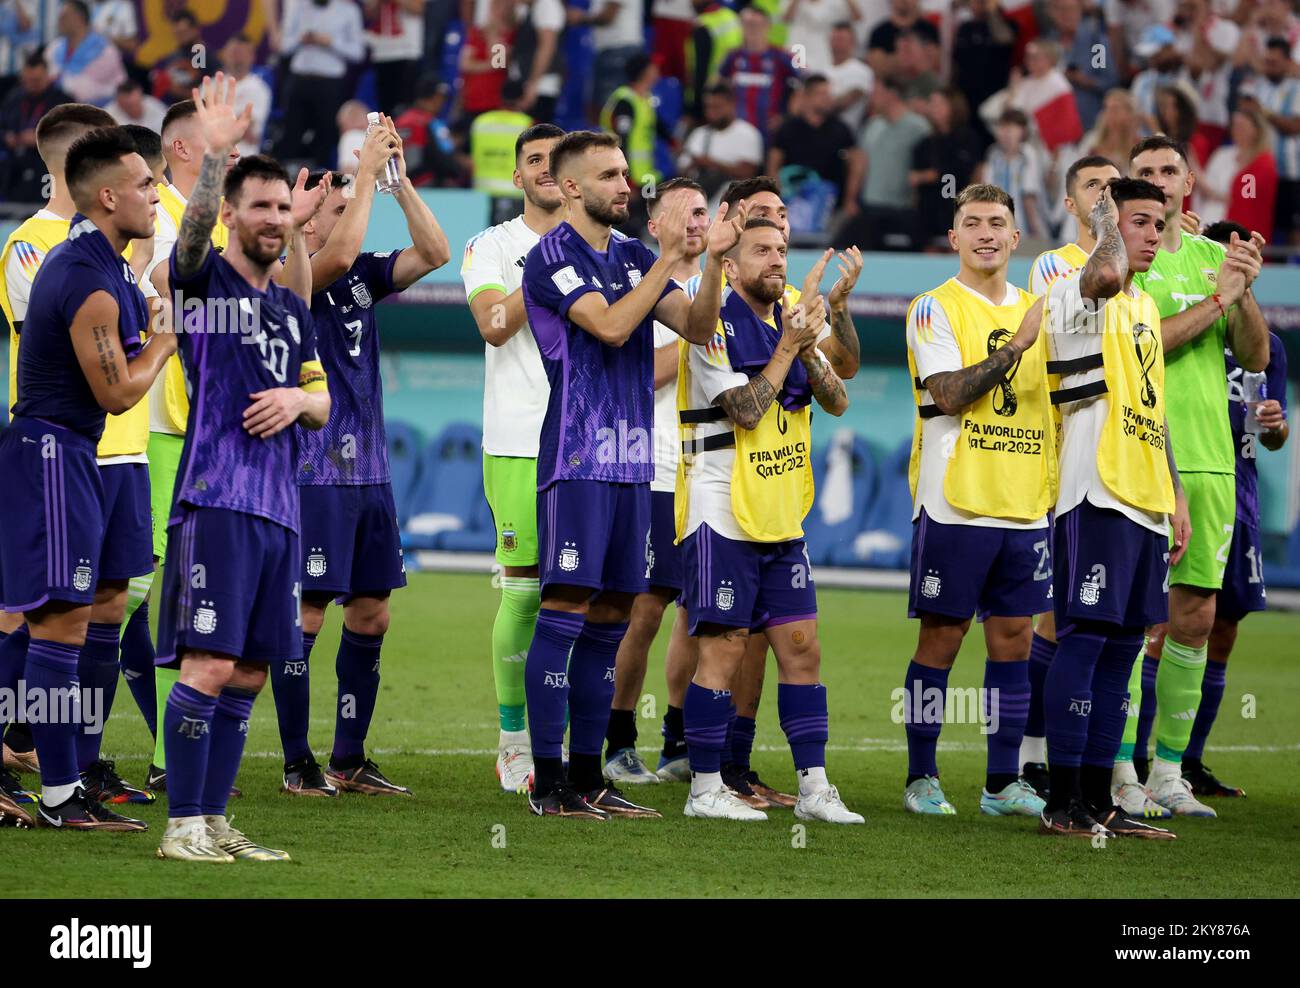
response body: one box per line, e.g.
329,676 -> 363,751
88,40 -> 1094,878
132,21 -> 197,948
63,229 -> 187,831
1088,184 -> 1118,239
655,187 -> 694,261
1179,209 -> 1202,235
355,119 -> 398,180
827,247 -> 863,308
290,167 -> 330,229
705,199 -> 749,260
191,71 -> 253,155
801,247 -> 832,300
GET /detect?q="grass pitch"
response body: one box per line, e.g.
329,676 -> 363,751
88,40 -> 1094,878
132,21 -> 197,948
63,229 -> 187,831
9,573 -> 1298,898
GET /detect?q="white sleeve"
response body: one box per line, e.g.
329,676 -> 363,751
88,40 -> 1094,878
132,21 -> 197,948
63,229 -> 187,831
653,320 -> 678,349
689,330 -> 748,405
534,0 -> 566,32
460,228 -> 509,301
4,240 -> 44,325
1046,273 -> 1101,336
1028,252 -> 1051,296
144,206 -> 178,291
906,295 -> 962,384
734,122 -> 764,166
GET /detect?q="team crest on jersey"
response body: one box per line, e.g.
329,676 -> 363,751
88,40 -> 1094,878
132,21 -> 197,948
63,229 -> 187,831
502,529 -> 517,552
716,580 -> 735,611
1079,578 -> 1100,605
920,570 -> 941,599
628,268 -> 642,288
306,549 -> 327,578
72,560 -> 92,592
351,281 -> 373,308
559,541 -> 580,572
193,601 -> 218,634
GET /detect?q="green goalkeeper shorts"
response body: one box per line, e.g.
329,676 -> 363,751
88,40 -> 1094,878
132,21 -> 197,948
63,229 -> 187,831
148,431 -> 184,561
1171,472 -> 1236,592
482,453 -> 538,567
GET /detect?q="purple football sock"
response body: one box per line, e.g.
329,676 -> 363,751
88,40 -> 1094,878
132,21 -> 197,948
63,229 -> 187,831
119,602 -> 157,737
1025,633 -> 1056,741
730,715 -> 757,771
778,682 -> 829,772
1133,652 -> 1159,763
984,659 -> 1030,792
566,622 -> 625,790
524,609 -> 585,771
903,660 -> 948,781
684,681 -> 732,775
332,627 -> 383,767
200,687 -> 255,817
1185,659 -> 1228,763
26,638 -> 83,788
271,632 -> 314,765
163,682 -> 216,818
76,622 -> 121,770
1044,628 -> 1106,810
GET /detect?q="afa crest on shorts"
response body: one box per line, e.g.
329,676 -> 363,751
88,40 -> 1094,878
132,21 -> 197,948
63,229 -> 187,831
716,580 -> 734,611
501,529 -> 517,552
920,570 -> 942,600
307,548 -> 327,578
351,281 -> 373,308
559,541 -> 580,572
72,559 -> 93,593
193,600 -> 218,635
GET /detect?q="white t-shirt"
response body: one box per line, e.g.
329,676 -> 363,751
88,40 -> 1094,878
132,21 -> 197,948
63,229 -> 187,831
107,93 -> 167,132
234,72 -> 273,158
784,0 -> 853,78
678,119 -> 765,177
366,2 -> 424,61
144,185 -> 185,435
824,56 -> 875,134
905,280 -> 1048,530
337,128 -> 366,176
3,208 -> 59,330
651,321 -> 681,492
594,0 -> 644,51
1045,273 -> 1168,536
460,215 -> 551,458
652,0 -> 694,21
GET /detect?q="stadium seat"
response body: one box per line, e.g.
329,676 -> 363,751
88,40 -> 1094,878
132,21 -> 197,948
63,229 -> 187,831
403,422 -> 495,552
804,429 -> 877,566
1268,519 -> 1300,589
440,20 -> 465,87
385,419 -> 424,525
850,438 -> 915,569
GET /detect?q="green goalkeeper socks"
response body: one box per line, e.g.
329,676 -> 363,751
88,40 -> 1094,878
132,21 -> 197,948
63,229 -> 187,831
122,573 -> 153,631
152,665 -> 179,769
1154,637 -> 1207,763
1116,648 -> 1144,762
493,576 -> 539,732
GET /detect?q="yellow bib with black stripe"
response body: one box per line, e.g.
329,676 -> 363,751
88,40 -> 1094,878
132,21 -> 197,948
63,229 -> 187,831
907,279 -> 1053,523
1049,290 -> 1174,515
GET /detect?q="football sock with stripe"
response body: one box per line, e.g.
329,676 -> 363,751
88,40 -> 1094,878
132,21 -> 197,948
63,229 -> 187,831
524,608 -> 585,793
567,621 -> 625,790
151,666 -> 179,770
903,660 -> 947,784
332,627 -> 383,767
1153,637 -> 1207,768
778,682 -> 828,772
201,687 -> 255,817
163,683 -> 216,819
730,715 -> 757,772
270,632 -> 315,766
984,659 -> 1030,794
26,639 -> 82,790
1184,658 -> 1228,764
684,682 -> 731,781
1082,634 -> 1143,807
1043,628 -> 1106,811
493,577 -> 538,733
119,602 -> 157,737
1020,633 -> 1055,765
75,622 -> 121,770
1133,651 -> 1159,765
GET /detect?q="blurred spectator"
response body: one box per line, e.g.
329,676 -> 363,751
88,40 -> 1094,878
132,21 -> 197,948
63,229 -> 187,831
336,99 -> 370,174
420,0 -> 458,74
1236,0 -> 1300,69
279,0 -> 364,167
894,28 -> 939,104
151,8 -> 218,106
1106,0 -> 1177,81
866,0 -> 938,79
853,74 -> 931,248
1,50 -> 68,202
394,74 -> 466,185
1199,104 -> 1278,239
601,52 -> 667,187
720,6 -> 800,141
1043,0 -> 1117,131
1077,88 -> 1144,173
471,77 -> 532,222
677,79 -> 763,200
220,34 -> 272,158
46,0 -> 125,104
1155,82 -> 1203,170
768,73 -> 863,217
978,107 -> 1048,237
121,120 -> 166,183
90,0 -> 139,79
576,0 -> 646,117
986,40 -> 1082,155
686,0 -> 741,120
106,78 -> 165,131
824,21 -> 873,133
1240,36 -> 1300,244
505,0 -> 564,124
783,0 -> 861,75
952,0 -> 1018,148
910,87 -> 982,242
1,2 -> 44,103
363,0 -> 426,115
1130,24 -> 1183,125
457,15 -> 510,131
653,0 -> 695,83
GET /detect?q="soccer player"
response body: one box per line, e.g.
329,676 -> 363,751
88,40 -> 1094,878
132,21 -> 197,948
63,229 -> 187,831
1179,219 -> 1288,798
902,184 -> 1051,818
1,104 -> 118,789
271,116 -> 451,797
155,74 -> 330,863
602,177 -> 710,785
1125,135 -> 1270,816
519,130 -> 717,819
659,175 -> 862,806
461,122 -> 566,793
0,126 -> 174,831
1018,154 -> 1121,798
1038,178 -> 1186,839
0,104 -> 159,809
676,216 -> 862,824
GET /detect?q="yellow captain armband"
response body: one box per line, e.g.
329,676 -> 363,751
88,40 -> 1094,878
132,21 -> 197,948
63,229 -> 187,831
299,360 -> 328,393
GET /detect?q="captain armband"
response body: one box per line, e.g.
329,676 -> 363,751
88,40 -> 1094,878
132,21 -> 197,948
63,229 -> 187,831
299,360 -> 328,393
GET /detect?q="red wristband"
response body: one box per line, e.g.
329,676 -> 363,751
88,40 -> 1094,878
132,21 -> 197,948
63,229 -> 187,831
1212,293 -> 1226,318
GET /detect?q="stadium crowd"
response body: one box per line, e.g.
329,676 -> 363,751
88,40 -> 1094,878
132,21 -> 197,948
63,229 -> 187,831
3,1 -> 1300,248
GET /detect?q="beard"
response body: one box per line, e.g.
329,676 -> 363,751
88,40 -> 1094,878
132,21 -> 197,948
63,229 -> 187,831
583,195 -> 628,227
238,224 -> 285,268
523,181 -> 564,212
742,272 -> 786,304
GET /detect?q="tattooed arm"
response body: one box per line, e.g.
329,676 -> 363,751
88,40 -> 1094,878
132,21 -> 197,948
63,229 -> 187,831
800,345 -> 848,415
815,246 -> 863,379
923,296 -> 1044,417
713,297 -> 819,428
70,291 -> 176,415
1079,185 -> 1126,302
173,151 -> 225,282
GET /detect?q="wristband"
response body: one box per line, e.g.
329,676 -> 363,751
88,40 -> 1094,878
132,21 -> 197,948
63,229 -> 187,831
1211,293 -> 1226,319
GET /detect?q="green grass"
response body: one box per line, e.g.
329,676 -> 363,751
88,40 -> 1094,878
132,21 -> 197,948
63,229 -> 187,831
9,572 -> 1299,898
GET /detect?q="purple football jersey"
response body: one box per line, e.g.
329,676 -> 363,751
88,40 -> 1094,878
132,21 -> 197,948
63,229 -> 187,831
1225,332 -> 1288,526
522,223 -> 679,490
170,245 -> 321,532
297,250 -> 401,486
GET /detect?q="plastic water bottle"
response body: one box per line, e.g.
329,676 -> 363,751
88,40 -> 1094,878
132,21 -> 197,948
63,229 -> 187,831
1243,370 -> 1267,433
368,112 -> 402,195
